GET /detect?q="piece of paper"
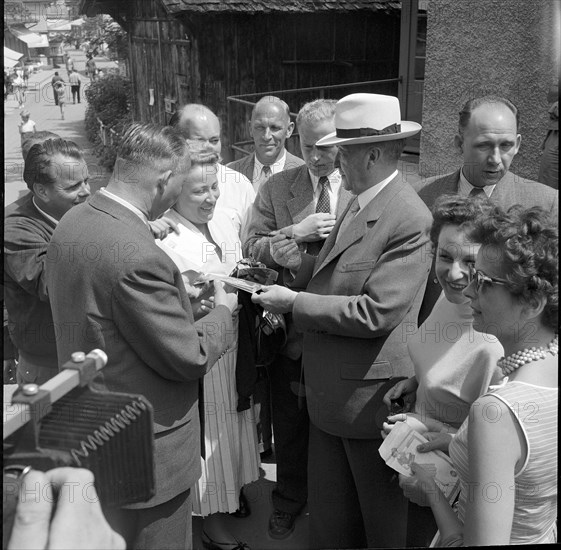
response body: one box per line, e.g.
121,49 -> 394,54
379,421 -> 461,504
205,273 -> 265,294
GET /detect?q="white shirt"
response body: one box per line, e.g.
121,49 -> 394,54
309,169 -> 342,214
459,168 -> 496,197
32,197 -> 59,226
216,163 -> 256,237
252,150 -> 287,192
356,169 -> 399,212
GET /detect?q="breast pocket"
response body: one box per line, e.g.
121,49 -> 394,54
340,360 -> 393,381
338,260 -> 378,272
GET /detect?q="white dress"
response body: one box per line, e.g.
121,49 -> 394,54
157,208 -> 260,515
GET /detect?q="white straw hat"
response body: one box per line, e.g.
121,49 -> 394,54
316,93 -> 421,146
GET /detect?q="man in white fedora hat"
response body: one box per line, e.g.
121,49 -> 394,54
251,93 -> 432,548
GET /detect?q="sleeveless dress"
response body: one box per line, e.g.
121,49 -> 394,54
448,380 -> 558,544
157,208 -> 260,515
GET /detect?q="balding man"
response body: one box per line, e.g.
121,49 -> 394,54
4,138 -> 90,385
416,95 -> 558,324
46,123 -> 237,549
227,95 -> 305,193
169,103 -> 255,236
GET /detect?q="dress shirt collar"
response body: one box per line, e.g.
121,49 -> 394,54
459,167 -> 496,197
100,188 -> 148,224
309,168 -> 341,193
32,197 -> 59,226
356,169 -> 398,212
253,150 -> 287,179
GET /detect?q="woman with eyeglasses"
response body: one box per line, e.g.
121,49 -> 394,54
381,194 -> 504,545
400,205 -> 558,545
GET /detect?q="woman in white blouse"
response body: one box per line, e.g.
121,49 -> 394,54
157,160 -> 259,550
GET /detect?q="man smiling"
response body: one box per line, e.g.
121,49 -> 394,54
416,95 -> 558,324
228,96 -> 304,193
4,138 -> 90,384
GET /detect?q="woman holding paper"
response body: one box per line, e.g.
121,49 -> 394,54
382,194 -> 504,545
382,195 -> 504,431
157,159 -> 259,550
400,205 -> 558,545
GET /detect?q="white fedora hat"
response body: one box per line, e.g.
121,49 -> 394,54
316,93 -> 421,147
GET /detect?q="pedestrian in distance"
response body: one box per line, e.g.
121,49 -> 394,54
18,109 -> 36,143
51,72 -> 64,106
54,80 -> 66,120
69,69 -> 81,104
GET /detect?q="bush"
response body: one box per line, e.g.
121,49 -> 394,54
85,74 -> 133,170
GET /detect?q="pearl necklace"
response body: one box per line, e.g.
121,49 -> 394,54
498,335 -> 559,376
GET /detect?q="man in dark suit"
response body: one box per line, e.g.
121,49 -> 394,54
252,93 -> 432,549
227,95 -> 305,193
244,99 -> 352,539
416,95 -> 558,324
45,123 -> 238,550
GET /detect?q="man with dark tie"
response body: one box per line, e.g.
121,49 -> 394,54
415,95 -> 558,324
227,95 -> 305,193
252,93 -> 432,549
243,99 -> 352,539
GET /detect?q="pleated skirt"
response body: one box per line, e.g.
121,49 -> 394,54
193,322 -> 260,516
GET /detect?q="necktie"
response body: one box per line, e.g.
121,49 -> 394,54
336,198 -> 360,242
262,165 -> 272,179
315,176 -> 331,214
469,187 -> 485,197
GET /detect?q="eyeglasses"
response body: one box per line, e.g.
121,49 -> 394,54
468,264 -> 510,292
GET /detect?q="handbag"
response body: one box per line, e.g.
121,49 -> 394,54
230,258 -> 287,366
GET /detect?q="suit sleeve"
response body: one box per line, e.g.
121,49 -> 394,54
293,215 -> 431,338
4,219 -> 50,302
111,261 -> 234,382
242,179 -> 279,267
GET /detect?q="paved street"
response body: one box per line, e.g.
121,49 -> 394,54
4,47 -> 117,206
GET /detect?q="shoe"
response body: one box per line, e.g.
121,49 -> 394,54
268,509 -> 297,540
230,490 -> 250,518
201,530 -> 250,550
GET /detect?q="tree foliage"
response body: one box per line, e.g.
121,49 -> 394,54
66,15 -> 129,62
85,73 -> 133,170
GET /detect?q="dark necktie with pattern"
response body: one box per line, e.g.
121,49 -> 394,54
306,176 -> 331,256
315,176 -> 331,214
262,165 -> 272,178
469,187 -> 485,197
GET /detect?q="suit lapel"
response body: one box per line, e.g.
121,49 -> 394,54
489,171 -> 516,203
287,166 -> 315,224
314,176 -> 401,275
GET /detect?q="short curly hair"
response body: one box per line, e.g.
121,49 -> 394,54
467,205 -> 558,331
429,193 -> 495,250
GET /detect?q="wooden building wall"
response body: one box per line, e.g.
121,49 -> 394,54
125,2 -> 400,163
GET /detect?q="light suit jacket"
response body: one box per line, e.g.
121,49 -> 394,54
289,175 -> 432,439
243,164 -> 353,358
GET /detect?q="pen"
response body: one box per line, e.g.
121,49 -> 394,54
254,231 -> 274,237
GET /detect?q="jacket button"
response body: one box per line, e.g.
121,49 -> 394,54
433,278 -> 438,284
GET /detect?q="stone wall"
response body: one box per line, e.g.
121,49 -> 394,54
419,0 -> 560,180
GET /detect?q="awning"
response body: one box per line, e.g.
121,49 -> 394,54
4,46 -> 24,68
17,32 -> 49,48
47,19 -> 72,32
